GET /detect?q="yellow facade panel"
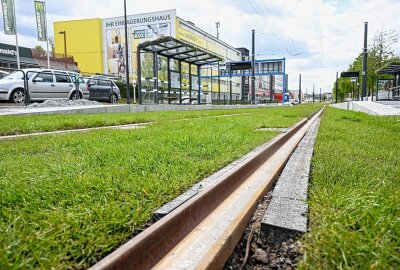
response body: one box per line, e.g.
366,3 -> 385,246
54,19 -> 103,74
176,20 -> 206,48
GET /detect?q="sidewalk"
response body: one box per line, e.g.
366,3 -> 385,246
330,101 -> 400,116
0,104 -> 129,116
0,103 -> 278,117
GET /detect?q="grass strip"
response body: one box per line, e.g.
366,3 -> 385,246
300,107 -> 400,269
1,107 -> 273,136
0,105 -> 321,269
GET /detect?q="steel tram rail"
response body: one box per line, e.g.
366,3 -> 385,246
90,108 -> 324,270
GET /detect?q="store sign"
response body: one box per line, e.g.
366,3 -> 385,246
133,29 -> 154,39
0,43 -> 35,58
105,14 -> 172,28
1,0 -> 16,35
0,47 -> 16,56
34,0 -> 47,41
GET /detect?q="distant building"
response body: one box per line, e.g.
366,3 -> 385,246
54,10 -> 243,101
0,42 -> 80,72
0,43 -> 38,69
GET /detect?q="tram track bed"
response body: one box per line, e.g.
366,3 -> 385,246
0,105 -> 321,269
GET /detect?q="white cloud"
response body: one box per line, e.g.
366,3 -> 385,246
1,0 -> 399,92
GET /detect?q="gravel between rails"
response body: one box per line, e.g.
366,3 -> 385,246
224,191 -> 304,270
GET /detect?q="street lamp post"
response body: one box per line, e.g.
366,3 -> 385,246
59,31 -> 67,70
124,0 -> 131,105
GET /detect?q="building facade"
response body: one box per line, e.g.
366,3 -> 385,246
0,43 -> 38,69
54,10 -> 242,101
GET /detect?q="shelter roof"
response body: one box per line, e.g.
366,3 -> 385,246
138,36 -> 223,66
377,61 -> 400,75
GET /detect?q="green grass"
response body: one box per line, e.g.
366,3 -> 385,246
300,107 -> 400,269
0,105 -> 321,269
0,109 -> 235,136
0,106 -> 306,136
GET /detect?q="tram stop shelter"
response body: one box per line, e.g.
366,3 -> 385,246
137,36 -> 223,105
377,61 -> 400,100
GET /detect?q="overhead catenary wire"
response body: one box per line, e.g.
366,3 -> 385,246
245,0 -> 294,56
312,0 -> 324,89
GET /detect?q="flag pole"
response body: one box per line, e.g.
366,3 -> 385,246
11,0 -> 20,69
44,1 -> 50,68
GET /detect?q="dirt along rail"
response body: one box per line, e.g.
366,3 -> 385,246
90,108 -> 324,270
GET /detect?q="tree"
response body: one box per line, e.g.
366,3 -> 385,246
333,29 -> 399,100
31,45 -> 47,58
48,36 -> 55,57
371,29 -> 398,64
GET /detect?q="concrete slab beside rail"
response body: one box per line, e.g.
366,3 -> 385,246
261,117 -> 321,242
330,101 -> 400,116
0,103 -> 282,116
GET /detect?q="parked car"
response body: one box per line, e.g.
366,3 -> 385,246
0,68 -> 88,103
85,76 -> 121,103
0,70 -> 9,79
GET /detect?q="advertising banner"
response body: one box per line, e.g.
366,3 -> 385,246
377,79 -> 393,100
102,9 -> 176,76
34,0 -> 47,41
191,75 -> 199,90
170,71 -> 180,89
1,0 -> 15,35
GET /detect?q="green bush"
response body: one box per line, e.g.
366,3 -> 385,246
115,81 -> 135,99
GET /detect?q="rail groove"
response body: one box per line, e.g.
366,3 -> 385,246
90,108 -> 324,270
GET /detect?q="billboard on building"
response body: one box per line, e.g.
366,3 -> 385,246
102,9 -> 176,76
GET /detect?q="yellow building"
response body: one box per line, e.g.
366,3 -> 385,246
54,18 -> 103,74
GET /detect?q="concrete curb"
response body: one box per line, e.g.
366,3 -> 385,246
261,117 -> 321,242
0,103 -> 282,116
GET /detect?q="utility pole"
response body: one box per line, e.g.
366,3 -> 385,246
58,31 -> 67,70
335,72 -> 338,103
124,0 -> 130,104
299,74 -> 301,104
361,22 -> 368,101
251,29 -> 256,104
320,88 -> 322,102
312,84 -> 315,103
216,22 -> 220,39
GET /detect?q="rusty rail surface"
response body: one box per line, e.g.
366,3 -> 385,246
90,108 -> 324,270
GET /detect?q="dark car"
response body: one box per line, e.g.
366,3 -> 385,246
86,77 -> 121,103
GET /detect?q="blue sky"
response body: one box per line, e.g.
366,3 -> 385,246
1,0 -> 399,92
